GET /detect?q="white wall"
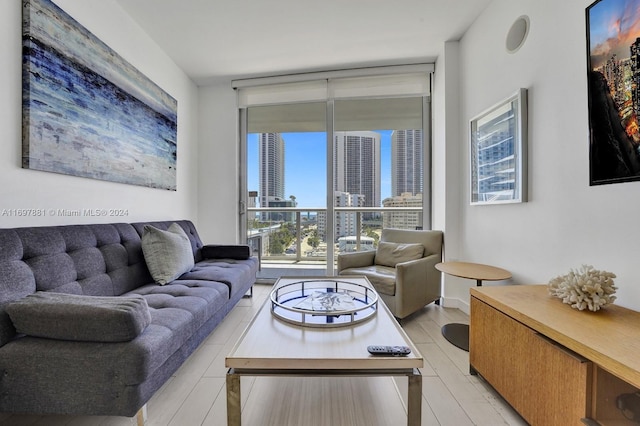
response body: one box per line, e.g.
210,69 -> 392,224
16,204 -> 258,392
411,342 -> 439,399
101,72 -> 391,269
197,83 -> 240,243
0,0 -> 199,228
450,0 -> 640,311
433,41 -> 469,309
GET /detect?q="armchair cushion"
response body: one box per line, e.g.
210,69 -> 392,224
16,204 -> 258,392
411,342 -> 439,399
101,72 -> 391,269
340,265 -> 397,296
6,292 -> 151,342
374,242 -> 424,267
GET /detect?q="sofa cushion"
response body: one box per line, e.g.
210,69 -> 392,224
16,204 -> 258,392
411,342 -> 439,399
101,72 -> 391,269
375,242 -> 424,267
181,257 -> 257,299
141,223 -> 194,285
5,292 -> 151,342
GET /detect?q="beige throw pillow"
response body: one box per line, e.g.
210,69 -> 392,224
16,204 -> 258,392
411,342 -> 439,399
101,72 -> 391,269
375,241 -> 424,267
142,223 -> 194,285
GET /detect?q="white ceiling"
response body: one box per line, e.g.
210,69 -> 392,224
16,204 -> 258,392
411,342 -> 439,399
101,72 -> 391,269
115,0 -> 493,86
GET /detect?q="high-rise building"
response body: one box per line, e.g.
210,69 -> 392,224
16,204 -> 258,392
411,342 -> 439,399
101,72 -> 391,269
266,196 -> 296,222
334,191 -> 365,239
317,191 -> 365,241
604,54 -> 625,107
391,130 -> 423,197
474,119 -> 514,199
333,131 -> 381,212
258,133 -> 284,221
631,38 -> 640,116
382,192 -> 423,230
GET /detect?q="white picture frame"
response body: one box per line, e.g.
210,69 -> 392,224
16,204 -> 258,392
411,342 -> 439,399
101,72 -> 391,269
470,88 -> 528,205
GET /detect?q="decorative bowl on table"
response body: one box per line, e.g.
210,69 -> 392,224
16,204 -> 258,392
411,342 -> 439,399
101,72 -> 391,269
270,278 -> 378,327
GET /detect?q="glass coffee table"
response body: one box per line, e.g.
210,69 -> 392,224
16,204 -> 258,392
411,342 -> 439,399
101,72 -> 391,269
225,276 -> 423,425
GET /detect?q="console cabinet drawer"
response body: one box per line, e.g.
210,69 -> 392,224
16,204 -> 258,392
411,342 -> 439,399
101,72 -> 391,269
470,296 -> 592,426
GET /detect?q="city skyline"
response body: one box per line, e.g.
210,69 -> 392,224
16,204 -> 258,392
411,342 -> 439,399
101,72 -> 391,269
589,0 -> 640,68
588,0 -> 640,139
247,130 -> 397,208
587,0 -> 640,184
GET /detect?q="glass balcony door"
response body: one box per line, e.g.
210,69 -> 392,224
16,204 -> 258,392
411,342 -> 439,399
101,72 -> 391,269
237,70 -> 433,283
241,96 -> 429,280
243,102 -> 329,279
330,97 -> 427,265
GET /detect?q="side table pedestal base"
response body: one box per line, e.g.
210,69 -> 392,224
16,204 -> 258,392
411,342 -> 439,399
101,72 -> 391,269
441,323 -> 469,352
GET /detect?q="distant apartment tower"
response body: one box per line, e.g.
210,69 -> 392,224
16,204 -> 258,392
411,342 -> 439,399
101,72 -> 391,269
392,130 -> 423,197
258,133 -> 284,221
266,196 -> 296,222
382,192 -> 423,230
317,191 -> 365,242
333,131 -> 381,214
334,191 -> 365,240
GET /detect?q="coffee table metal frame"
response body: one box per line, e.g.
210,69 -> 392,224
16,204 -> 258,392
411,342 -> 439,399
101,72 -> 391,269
225,276 -> 423,426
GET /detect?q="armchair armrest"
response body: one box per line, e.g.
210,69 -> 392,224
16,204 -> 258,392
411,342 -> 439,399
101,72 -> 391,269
395,253 -> 442,297
396,253 -> 441,280
395,256 -> 430,280
201,244 -> 251,260
337,250 -> 376,272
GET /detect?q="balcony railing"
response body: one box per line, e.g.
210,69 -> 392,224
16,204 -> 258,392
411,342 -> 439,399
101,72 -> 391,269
246,207 -> 424,266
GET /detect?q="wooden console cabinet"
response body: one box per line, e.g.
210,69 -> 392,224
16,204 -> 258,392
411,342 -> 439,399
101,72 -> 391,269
470,285 -> 640,426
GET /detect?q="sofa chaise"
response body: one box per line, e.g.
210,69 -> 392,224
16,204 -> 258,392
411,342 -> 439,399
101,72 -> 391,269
0,219 -> 258,422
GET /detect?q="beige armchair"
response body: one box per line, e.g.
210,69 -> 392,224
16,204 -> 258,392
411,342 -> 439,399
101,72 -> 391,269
337,228 -> 443,319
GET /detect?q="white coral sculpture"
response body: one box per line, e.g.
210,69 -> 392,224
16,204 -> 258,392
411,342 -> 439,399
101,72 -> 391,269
548,265 -> 617,312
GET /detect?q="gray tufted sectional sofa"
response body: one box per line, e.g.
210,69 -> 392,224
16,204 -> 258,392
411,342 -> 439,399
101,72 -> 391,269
0,220 -> 258,420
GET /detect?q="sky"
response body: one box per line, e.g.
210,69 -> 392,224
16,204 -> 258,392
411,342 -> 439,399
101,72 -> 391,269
247,131 -> 393,208
588,0 -> 640,69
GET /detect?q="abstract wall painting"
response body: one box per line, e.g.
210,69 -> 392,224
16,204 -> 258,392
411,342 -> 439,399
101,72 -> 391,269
586,0 -> 640,185
22,0 -> 178,190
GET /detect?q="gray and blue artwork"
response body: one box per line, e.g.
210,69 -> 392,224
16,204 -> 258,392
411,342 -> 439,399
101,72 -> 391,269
22,0 -> 177,190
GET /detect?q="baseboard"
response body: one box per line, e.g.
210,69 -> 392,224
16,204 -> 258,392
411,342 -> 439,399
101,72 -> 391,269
440,296 -> 470,315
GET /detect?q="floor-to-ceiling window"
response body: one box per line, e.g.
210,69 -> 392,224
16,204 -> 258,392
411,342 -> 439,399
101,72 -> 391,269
235,67 -> 432,279
244,102 -> 328,277
332,97 -> 426,260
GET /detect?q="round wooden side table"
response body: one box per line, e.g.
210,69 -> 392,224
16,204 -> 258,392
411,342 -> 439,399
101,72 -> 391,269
435,261 -> 512,352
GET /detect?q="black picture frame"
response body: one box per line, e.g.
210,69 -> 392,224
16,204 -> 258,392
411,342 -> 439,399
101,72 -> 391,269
586,0 -> 640,185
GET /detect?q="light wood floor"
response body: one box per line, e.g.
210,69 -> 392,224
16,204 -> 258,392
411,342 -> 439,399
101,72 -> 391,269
0,284 -> 527,426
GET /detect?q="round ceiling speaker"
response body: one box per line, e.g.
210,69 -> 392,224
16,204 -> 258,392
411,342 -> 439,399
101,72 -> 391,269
505,15 -> 530,54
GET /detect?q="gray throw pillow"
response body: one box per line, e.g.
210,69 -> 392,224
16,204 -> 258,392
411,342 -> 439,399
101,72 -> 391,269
142,223 -> 195,285
375,241 -> 424,267
6,292 -> 151,342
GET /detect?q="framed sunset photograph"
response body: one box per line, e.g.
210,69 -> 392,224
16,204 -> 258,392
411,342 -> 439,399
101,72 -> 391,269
586,0 -> 640,185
